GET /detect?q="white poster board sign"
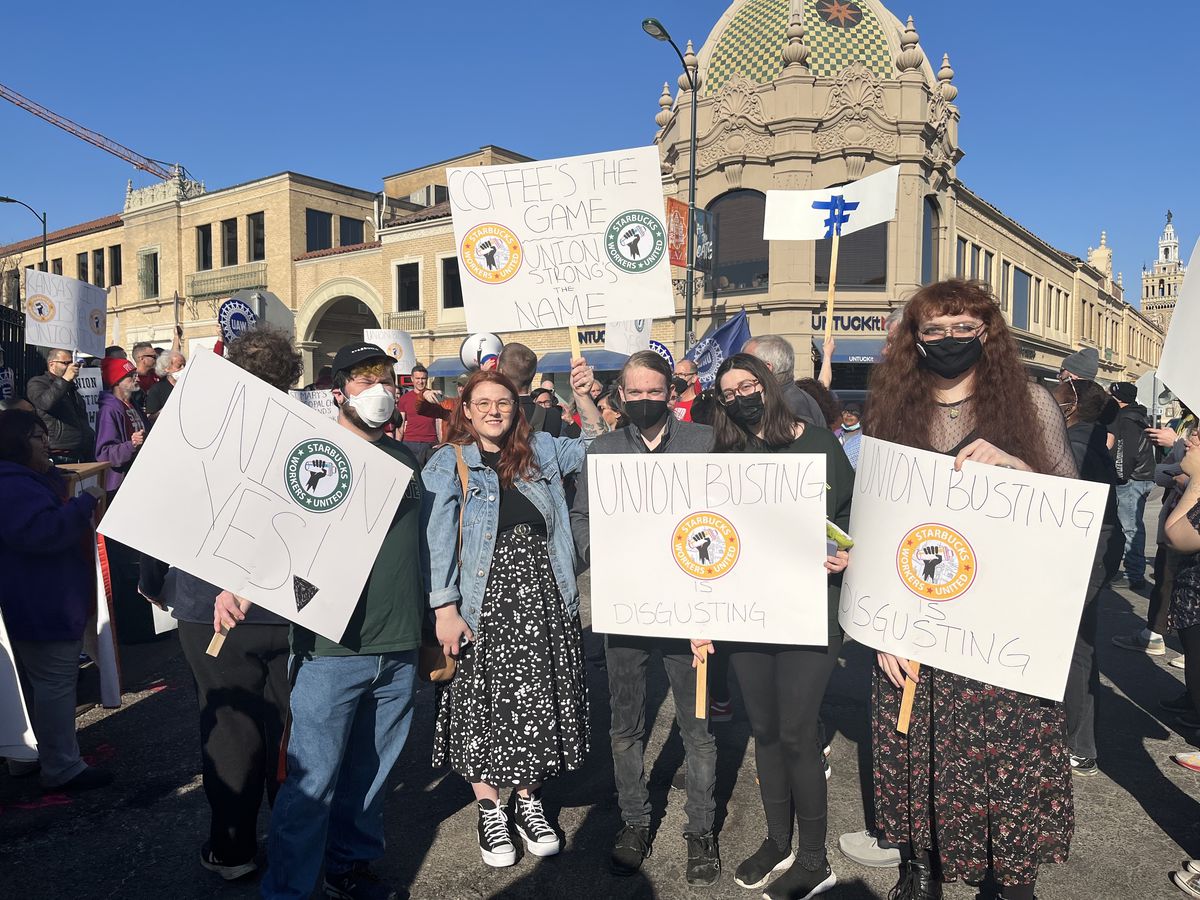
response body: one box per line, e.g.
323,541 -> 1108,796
364,329 -> 416,376
76,368 -> 102,431
605,319 -> 653,356
839,437 -> 1107,700
24,270 -> 107,359
98,351 -> 414,644
0,610 -> 37,761
588,453 -> 829,645
289,389 -> 338,420
446,146 -> 675,333
1156,238 -> 1200,413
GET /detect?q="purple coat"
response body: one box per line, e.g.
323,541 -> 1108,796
94,391 -> 147,492
0,462 -> 98,642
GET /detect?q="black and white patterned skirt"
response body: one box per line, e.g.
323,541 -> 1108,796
433,527 -> 590,786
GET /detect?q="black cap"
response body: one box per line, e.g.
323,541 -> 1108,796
530,387 -> 554,401
1109,381 -> 1137,404
331,342 -> 390,377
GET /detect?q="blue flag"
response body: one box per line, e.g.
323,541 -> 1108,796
685,310 -> 751,389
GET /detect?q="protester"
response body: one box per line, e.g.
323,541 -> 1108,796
1108,381 -> 1156,591
26,348 -> 95,464
303,365 -> 333,392
1058,346 -> 1099,383
0,408 -> 111,792
1054,377 -> 1124,777
139,329 -> 297,881
396,363 -> 448,465
130,341 -> 159,411
95,358 -> 147,497
440,373 -> 469,415
861,279 -> 1077,900
794,377 -> 841,430
215,341 -> 425,900
692,352 -> 853,899
104,345 -> 127,359
1165,434 -> 1200,777
144,349 -> 186,420
596,388 -> 628,431
499,343 -> 563,436
0,397 -> 35,412
835,401 -> 863,470
672,359 -> 700,422
570,350 -> 722,886
742,335 -> 823,426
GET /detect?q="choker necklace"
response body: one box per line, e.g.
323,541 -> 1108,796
935,396 -> 971,419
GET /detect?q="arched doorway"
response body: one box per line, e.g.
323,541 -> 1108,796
307,296 -> 380,380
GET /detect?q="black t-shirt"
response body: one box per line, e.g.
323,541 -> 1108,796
144,379 -> 174,417
480,449 -> 545,530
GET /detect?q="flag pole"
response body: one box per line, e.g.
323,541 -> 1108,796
823,230 -> 841,343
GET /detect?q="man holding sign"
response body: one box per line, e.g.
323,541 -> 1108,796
26,348 -> 95,464
843,281 -> 1082,900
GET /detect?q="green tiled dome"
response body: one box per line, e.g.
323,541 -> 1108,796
705,0 -> 895,96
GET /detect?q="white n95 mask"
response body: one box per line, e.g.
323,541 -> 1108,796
346,383 -> 395,427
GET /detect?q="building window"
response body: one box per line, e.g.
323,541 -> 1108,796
1011,268 -> 1031,330
709,190 -> 769,295
1160,279 -> 1166,297
339,216 -> 364,247
441,257 -> 463,309
1032,277 -> 1040,324
306,209 -> 333,252
983,251 -> 994,288
51,258 -> 62,276
396,262 -> 419,312
969,245 -> 980,280
138,250 -> 160,300
221,218 -> 238,267
76,252 -> 88,283
921,197 -> 940,284
92,248 -> 105,288
37,260 -> 47,272
2,270 -> 18,307
109,246 -> 122,286
956,237 -> 967,277
248,212 -> 266,261
1001,262 -> 1010,312
816,222 -> 887,290
196,224 -> 213,271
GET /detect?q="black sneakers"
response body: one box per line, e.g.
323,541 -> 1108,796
763,858 -> 836,899
610,822 -> 652,875
199,843 -> 257,881
684,831 -> 721,886
477,799 -> 517,868
322,861 -> 401,900
889,858 -> 942,900
513,790 -> 561,857
735,838 -> 795,889
52,766 -> 114,793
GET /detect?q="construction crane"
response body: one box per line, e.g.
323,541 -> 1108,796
0,81 -> 191,182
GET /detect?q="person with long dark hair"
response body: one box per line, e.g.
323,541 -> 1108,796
422,361 -> 603,869
865,280 -> 1077,900
690,353 -> 852,899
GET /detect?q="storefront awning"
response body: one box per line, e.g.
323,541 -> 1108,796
426,356 -> 467,377
811,337 -> 887,364
538,349 -> 630,373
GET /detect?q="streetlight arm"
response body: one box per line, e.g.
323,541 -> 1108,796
0,196 -> 40,220
0,196 -> 48,267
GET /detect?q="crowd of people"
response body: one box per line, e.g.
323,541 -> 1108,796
2,277 -> 1200,899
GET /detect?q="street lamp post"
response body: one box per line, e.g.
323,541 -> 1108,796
642,17 -> 699,349
0,196 -> 47,269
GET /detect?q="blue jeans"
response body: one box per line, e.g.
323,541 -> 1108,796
1115,479 -> 1153,580
261,651 -> 416,899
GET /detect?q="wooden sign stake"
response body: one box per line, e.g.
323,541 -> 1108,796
206,628 -> 227,657
568,324 -> 583,361
694,644 -> 709,719
897,662 -> 920,734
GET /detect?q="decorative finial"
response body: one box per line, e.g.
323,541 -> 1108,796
678,40 -> 701,92
655,82 -> 673,128
896,15 -> 924,72
937,53 -> 957,102
1101,230 -> 1107,247
1168,209 -> 1174,224
782,0 -> 810,69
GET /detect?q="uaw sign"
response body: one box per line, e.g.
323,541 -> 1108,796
838,437 -> 1107,701
99,351 -> 414,644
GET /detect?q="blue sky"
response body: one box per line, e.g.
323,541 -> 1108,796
1,1 -> 1194,300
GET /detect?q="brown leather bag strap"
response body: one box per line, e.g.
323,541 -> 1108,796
454,445 -> 469,571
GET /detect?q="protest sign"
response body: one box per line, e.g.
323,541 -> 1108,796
98,351 -> 414,644
289,389 -> 338,420
446,146 -> 675,334
24,270 -> 107,359
589,453 -> 829,645
1156,238 -> 1200,413
217,297 -> 258,344
605,319 -> 652,356
363,329 -> 416,376
77,367 -> 102,431
0,611 -> 37,761
838,436 -> 1107,701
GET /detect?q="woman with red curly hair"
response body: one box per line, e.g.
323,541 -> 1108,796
866,280 -> 1077,900
421,360 -> 603,869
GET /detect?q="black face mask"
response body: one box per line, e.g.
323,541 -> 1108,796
726,393 -> 766,430
624,399 -> 669,431
916,337 -> 983,379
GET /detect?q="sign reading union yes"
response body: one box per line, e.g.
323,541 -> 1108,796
839,437 -> 1107,701
98,351 -> 414,644
588,454 -> 829,645
446,146 -> 676,333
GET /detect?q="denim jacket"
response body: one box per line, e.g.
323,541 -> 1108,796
420,431 -> 587,632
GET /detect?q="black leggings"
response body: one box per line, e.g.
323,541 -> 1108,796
729,636 -> 841,865
1179,624 -> 1200,718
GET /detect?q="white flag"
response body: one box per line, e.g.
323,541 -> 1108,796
763,165 -> 900,242
1157,238 -> 1200,414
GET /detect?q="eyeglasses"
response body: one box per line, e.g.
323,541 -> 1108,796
136,353 -> 156,361
48,358 -> 71,366
718,378 -> 761,404
469,398 -> 515,413
918,322 -> 985,342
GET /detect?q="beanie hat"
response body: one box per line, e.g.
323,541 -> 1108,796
1109,381 -> 1137,404
101,357 -> 136,389
1061,347 -> 1098,381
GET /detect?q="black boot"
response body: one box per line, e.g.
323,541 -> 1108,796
888,857 -> 942,900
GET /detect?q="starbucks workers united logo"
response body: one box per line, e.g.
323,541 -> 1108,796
285,439 -> 353,512
605,211 -> 666,273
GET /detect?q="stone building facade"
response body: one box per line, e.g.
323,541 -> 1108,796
1143,212 -> 1188,335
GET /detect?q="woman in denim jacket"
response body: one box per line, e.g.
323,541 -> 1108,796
421,360 -> 604,869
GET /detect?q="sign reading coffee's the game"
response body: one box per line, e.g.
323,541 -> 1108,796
446,146 -> 676,333
98,351 -> 413,643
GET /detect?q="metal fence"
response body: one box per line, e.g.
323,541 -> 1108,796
0,303 -> 27,395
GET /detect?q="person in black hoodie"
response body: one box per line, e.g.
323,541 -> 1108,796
1107,381 -> 1155,589
1054,378 -> 1124,776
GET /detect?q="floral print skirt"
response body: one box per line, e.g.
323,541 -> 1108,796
433,529 -> 589,786
871,664 -> 1073,887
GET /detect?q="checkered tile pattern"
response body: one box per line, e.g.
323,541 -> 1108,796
704,0 -> 894,96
